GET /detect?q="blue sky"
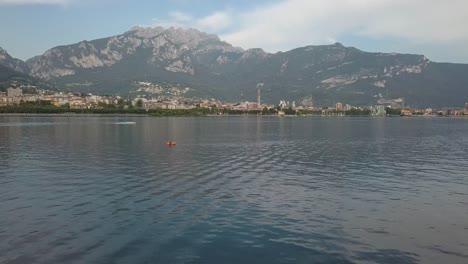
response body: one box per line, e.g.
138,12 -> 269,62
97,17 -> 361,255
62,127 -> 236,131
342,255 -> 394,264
1,0 -> 468,63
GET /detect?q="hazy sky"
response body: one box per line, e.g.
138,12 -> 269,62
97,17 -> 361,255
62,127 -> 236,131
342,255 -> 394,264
1,0 -> 468,63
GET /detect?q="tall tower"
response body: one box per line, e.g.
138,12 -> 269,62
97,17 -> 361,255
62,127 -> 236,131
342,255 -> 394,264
256,82 -> 264,109
257,88 -> 261,108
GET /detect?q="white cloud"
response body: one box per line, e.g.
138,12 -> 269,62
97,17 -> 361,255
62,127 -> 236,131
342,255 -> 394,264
169,11 -> 192,22
220,0 -> 468,53
152,11 -> 233,33
197,12 -> 232,32
0,0 -> 70,5
151,0 -> 468,61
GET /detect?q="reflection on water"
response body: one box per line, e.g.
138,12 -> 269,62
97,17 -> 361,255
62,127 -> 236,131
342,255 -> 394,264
1,116 -> 467,264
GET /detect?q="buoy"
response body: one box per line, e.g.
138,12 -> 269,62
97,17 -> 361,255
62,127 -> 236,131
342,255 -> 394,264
166,141 -> 176,146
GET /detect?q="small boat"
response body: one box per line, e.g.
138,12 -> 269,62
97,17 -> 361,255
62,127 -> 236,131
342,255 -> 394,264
166,141 -> 176,146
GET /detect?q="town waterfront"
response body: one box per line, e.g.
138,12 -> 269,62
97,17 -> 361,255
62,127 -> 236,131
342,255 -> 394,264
1,116 -> 467,264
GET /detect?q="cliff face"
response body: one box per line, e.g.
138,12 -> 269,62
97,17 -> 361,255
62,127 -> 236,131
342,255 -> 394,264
0,47 -> 30,74
25,27 -> 243,80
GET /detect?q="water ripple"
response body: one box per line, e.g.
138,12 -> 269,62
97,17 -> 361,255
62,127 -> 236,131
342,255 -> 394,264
1,116 -> 467,263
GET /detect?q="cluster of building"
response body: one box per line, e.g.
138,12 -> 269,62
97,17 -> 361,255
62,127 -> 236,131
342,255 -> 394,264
2,86 -> 468,116
398,107 -> 468,116
132,98 -> 187,110
334,102 -> 355,112
336,100 -> 468,116
131,86 -> 275,111
0,87 -> 121,108
131,97 -> 277,111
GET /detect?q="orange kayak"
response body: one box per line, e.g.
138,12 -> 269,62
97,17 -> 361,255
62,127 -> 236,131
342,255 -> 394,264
166,141 -> 176,146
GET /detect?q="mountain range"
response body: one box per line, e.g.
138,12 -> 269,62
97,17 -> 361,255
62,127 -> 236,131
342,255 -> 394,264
0,47 -> 53,91
1,26 -> 468,107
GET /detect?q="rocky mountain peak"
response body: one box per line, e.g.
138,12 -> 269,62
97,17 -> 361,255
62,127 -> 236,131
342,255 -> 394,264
333,42 -> 344,47
127,26 -> 220,44
0,47 -> 29,74
167,26 -> 219,39
24,26 -> 248,79
126,25 -> 239,56
0,46 -> 13,62
128,26 -> 165,38
0,50 -> 8,65
239,48 -> 268,60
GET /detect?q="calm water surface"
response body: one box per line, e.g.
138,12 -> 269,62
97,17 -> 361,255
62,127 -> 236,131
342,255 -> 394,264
0,116 -> 467,264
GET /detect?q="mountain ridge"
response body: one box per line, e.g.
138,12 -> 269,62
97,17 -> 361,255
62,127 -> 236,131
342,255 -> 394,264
0,47 -> 30,74
1,26 -> 468,107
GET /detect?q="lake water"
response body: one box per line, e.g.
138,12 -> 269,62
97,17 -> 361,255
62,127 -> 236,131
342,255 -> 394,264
0,116 -> 467,264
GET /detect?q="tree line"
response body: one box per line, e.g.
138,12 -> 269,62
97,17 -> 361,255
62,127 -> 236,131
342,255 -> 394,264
0,102 -> 401,116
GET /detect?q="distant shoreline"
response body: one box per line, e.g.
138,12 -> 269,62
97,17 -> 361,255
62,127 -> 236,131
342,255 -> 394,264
1,113 -> 466,118
0,113 -> 150,117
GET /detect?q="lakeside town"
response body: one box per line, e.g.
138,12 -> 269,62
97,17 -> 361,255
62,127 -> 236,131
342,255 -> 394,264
1,85 -> 468,116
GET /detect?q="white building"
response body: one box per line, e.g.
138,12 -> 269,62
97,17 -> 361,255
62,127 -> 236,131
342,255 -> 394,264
335,102 -> 343,111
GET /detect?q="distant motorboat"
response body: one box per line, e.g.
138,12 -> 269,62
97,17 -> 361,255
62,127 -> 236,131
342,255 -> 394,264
113,122 -> 136,125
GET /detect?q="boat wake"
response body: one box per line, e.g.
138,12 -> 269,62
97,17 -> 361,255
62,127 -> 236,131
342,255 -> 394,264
112,122 -> 136,125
